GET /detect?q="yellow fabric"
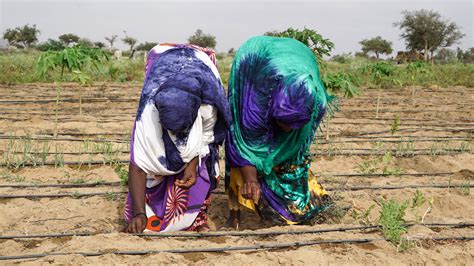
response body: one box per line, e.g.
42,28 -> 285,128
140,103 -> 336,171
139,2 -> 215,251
308,170 -> 328,196
227,168 -> 256,211
227,168 -> 329,224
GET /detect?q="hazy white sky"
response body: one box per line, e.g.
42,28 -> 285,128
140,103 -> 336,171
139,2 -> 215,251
1,0 -> 472,56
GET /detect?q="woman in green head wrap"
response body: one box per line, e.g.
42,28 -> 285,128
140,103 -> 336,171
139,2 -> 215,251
225,36 -> 334,228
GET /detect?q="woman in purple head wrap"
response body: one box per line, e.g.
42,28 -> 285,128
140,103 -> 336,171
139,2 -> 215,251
123,44 -> 230,233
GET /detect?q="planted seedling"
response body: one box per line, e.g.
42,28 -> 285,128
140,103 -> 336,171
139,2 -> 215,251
351,204 -> 375,225
410,190 -> 426,223
378,198 -> 409,248
115,164 -> 129,186
390,116 -> 401,135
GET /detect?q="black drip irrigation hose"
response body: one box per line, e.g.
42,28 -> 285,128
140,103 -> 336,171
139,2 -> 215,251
1,149 -> 472,168
1,223 -> 472,240
0,98 -> 136,104
351,128 -> 474,136
0,172 -> 455,189
0,182 -> 120,188
1,183 -> 472,199
0,135 -> 128,143
2,148 -> 471,156
1,236 -> 473,261
316,134 -> 474,140
336,117 -> 474,123
0,159 -> 129,167
316,137 -> 473,144
1,135 -> 470,144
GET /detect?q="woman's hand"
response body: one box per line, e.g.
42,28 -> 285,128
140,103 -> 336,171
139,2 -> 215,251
175,157 -> 198,189
240,165 -> 261,203
124,163 -> 147,234
124,214 -> 147,233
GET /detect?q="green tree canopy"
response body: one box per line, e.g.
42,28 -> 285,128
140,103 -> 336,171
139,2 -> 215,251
394,9 -> 464,61
456,47 -> 474,64
136,42 -> 158,51
359,36 -> 393,59
58,33 -> 80,46
122,35 -> 137,51
3,24 -> 40,48
264,27 -> 334,61
433,48 -> 457,64
94,41 -> 106,48
36,39 -> 65,51
187,29 -> 216,49
105,34 -> 118,48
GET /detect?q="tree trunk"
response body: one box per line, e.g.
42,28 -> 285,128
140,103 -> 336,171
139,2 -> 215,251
376,52 -> 379,59
61,64 -> 65,79
79,88 -> 82,115
424,39 -> 429,62
376,88 -> 381,118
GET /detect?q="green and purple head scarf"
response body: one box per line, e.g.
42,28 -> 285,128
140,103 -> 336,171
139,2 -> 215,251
226,36 -> 334,214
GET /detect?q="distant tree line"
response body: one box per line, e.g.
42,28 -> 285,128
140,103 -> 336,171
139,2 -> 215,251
2,9 -> 472,64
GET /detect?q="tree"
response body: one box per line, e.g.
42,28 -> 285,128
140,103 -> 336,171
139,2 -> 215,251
105,34 -> 118,48
433,48 -> 457,64
77,38 -> 93,47
37,45 -> 109,116
58,33 -> 80,46
359,36 -> 393,59
94,42 -> 105,48
2,24 -> 40,48
394,9 -> 464,61
122,35 -> 137,51
36,39 -> 65,51
457,47 -> 474,64
187,29 -> 216,49
264,27 -> 334,61
136,42 -> 157,51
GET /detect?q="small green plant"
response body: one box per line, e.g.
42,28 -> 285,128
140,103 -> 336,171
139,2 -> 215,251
381,152 -> 403,175
395,139 -> 415,157
54,144 -> 64,168
460,181 -> 471,196
378,198 -> 409,246
71,178 -> 86,184
356,152 -> 403,175
351,204 -> 375,225
1,171 -> 26,182
390,116 -> 401,135
115,164 -> 129,186
104,192 -> 119,201
357,158 -> 379,174
410,190 -> 426,223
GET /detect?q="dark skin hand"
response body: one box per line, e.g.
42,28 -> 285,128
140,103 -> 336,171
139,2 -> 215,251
175,157 -> 198,189
123,162 -> 147,234
240,165 -> 260,204
123,157 -> 198,234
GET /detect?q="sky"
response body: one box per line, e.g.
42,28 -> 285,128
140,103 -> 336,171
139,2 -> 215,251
0,0 -> 472,57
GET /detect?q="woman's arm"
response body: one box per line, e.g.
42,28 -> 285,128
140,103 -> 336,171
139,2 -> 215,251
124,162 -> 147,233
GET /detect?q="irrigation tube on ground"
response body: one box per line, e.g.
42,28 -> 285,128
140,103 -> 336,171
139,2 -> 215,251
0,172 -> 455,188
1,223 -> 472,240
1,149 -> 472,167
1,236 -> 473,261
0,183 -> 473,199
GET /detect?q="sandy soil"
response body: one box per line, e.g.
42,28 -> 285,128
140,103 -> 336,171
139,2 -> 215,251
0,84 -> 473,264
